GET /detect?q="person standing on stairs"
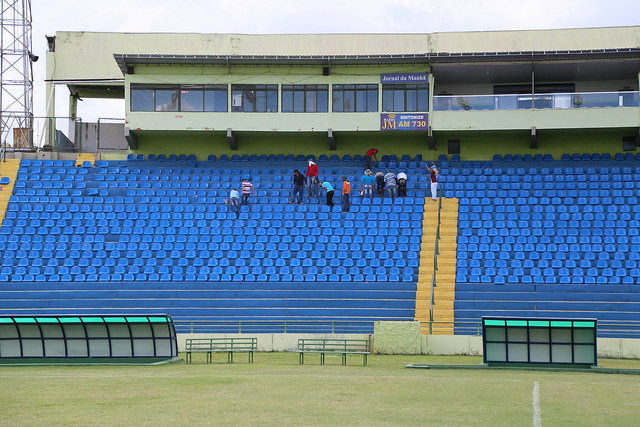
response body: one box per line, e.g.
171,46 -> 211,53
226,188 -> 240,218
289,169 -> 305,204
426,163 -> 439,201
305,160 -> 319,199
241,178 -> 254,206
341,176 -> 351,212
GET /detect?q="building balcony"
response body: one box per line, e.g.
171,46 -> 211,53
433,91 -> 639,111
431,91 -> 640,131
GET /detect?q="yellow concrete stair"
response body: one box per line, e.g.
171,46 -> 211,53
0,159 -> 21,223
76,153 -> 96,167
430,197 -> 459,335
414,200 -> 438,333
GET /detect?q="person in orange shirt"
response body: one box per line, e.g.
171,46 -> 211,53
341,175 -> 351,212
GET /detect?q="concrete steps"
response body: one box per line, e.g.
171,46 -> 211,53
431,197 -> 459,335
76,153 -> 96,167
0,159 -> 20,223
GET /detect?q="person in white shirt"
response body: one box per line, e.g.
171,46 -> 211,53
397,172 -> 408,197
227,189 -> 240,218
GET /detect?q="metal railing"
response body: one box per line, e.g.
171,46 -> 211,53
427,183 -> 444,333
433,90 -> 640,112
33,116 -> 83,151
173,320 -> 377,334
172,319 -> 640,338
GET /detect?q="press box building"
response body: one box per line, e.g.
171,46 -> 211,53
44,26 -> 640,159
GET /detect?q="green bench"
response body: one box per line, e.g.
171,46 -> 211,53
184,338 -> 257,364
298,338 -> 371,366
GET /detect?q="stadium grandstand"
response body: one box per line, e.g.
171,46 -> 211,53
1,26 -> 640,342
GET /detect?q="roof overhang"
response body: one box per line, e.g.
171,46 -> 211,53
114,49 -> 640,75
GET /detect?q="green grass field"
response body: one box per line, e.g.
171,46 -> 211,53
2,354 -> 640,426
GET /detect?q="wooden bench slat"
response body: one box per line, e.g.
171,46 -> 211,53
297,338 -> 371,366
184,338 -> 257,364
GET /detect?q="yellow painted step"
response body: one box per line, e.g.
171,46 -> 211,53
76,153 -> 96,167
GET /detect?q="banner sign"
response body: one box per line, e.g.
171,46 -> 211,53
380,113 -> 428,131
380,73 -> 429,84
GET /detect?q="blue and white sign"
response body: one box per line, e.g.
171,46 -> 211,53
380,73 -> 429,84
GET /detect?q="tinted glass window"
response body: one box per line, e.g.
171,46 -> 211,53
317,90 -> 328,112
131,89 -> 154,111
180,88 -> 203,112
332,84 -> 378,112
282,90 -> 294,113
281,85 -> 328,113
231,85 -> 278,112
382,84 -> 428,112
204,88 -> 227,112
155,88 -> 179,112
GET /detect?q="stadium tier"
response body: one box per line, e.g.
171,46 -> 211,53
3,154 -> 640,335
2,156 -> 426,283
442,157 -> 640,285
0,156 -> 425,331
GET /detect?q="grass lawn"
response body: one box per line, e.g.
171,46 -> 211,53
2,353 -> 640,426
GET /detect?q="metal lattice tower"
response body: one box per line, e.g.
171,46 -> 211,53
0,0 -> 33,152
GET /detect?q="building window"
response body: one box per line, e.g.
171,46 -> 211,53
382,84 -> 429,112
231,85 -> 278,112
130,86 -> 155,111
154,86 -> 180,112
282,85 -> 329,112
204,85 -> 228,112
131,84 -> 229,112
332,84 -> 378,112
180,85 -> 204,112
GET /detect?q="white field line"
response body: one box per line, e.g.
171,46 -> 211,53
533,381 -> 541,427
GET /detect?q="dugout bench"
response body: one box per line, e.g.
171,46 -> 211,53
298,338 -> 371,366
184,338 -> 257,364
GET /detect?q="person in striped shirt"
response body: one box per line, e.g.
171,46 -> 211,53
384,170 -> 397,201
241,179 -> 254,206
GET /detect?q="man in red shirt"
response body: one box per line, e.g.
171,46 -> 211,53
305,160 -> 319,199
426,163 -> 438,201
364,148 -> 378,169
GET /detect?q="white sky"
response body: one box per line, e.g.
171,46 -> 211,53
30,0 -> 640,122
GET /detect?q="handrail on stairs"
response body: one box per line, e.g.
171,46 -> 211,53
428,184 -> 444,334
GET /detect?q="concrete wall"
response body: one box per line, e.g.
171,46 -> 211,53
132,130 -> 434,159
373,321 -> 423,354
433,128 -> 637,161
48,27 -> 640,82
128,128 -> 637,161
175,332 -> 640,360
76,122 -> 128,153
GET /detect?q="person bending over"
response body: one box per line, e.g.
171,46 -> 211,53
321,181 -> 335,208
360,169 -> 375,198
364,148 -> 378,169
397,172 -> 408,197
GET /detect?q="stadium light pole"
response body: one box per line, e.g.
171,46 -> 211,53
0,0 -> 35,158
